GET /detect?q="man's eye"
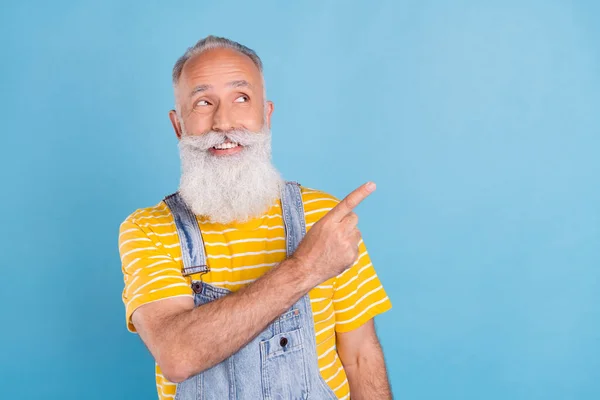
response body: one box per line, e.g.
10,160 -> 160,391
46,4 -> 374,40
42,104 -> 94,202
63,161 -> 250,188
234,95 -> 249,103
196,100 -> 211,106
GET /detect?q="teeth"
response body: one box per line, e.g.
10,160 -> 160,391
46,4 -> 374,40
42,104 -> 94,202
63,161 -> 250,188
213,142 -> 239,150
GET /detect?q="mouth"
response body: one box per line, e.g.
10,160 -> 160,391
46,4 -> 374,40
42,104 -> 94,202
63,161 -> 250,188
209,141 -> 243,156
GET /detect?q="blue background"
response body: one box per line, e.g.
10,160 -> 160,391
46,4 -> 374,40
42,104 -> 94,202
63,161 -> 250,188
1,1 -> 598,399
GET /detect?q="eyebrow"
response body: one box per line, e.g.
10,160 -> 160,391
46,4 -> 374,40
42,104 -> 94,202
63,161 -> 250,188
190,84 -> 212,97
228,80 -> 252,89
189,80 -> 253,97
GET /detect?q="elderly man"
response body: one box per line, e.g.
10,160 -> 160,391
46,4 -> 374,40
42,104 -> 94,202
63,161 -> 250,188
119,35 -> 392,400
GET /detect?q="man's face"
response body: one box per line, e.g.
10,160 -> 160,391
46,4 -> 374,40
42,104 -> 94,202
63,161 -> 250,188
172,47 -> 282,223
169,48 -> 274,157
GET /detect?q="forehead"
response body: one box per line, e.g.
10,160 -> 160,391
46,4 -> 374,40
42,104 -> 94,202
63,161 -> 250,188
178,48 -> 263,93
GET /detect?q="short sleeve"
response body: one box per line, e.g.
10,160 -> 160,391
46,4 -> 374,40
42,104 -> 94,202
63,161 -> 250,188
332,240 -> 392,333
118,218 -> 193,332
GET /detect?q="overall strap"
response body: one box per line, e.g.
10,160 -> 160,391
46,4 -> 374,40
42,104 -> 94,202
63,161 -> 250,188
280,181 -> 307,257
163,193 -> 209,276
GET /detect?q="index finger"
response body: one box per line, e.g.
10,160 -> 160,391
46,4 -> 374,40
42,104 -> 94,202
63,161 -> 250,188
327,182 -> 376,221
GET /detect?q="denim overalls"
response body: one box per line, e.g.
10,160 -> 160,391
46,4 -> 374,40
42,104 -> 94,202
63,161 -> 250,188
164,182 -> 339,400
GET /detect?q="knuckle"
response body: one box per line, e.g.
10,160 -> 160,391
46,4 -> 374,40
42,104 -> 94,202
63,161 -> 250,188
345,197 -> 357,209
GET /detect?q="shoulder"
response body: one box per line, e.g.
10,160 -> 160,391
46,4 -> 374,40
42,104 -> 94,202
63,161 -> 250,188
300,186 -> 339,224
119,200 -> 173,234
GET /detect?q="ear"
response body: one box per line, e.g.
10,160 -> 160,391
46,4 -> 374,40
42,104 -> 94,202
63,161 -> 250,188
169,110 -> 183,140
265,101 -> 274,129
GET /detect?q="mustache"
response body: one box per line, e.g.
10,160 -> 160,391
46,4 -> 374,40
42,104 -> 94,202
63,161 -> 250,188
179,128 -> 268,151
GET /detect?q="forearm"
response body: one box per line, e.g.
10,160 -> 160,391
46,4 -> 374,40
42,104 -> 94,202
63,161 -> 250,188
160,257 -> 317,381
345,343 -> 392,400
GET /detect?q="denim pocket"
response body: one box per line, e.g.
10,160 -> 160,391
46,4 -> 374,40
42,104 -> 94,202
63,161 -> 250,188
275,308 -> 301,334
260,328 -> 309,399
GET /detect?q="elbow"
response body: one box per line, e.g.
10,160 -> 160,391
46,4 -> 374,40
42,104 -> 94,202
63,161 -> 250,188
160,363 -> 192,384
163,373 -> 188,384
158,354 -> 195,383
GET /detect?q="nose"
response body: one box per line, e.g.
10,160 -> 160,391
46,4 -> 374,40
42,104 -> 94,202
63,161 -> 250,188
211,103 -> 234,132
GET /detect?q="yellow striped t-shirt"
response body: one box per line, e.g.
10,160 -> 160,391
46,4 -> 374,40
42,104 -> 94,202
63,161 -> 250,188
118,186 -> 391,400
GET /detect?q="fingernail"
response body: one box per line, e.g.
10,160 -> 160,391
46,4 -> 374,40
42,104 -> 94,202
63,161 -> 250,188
365,182 -> 376,192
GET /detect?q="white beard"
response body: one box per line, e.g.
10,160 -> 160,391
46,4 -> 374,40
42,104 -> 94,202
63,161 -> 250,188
178,126 -> 284,224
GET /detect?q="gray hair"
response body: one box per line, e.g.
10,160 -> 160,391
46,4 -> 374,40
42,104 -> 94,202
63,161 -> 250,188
172,35 -> 264,86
